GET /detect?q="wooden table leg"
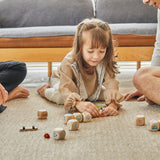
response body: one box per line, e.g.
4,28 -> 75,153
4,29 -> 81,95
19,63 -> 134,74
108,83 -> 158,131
48,62 -> 52,77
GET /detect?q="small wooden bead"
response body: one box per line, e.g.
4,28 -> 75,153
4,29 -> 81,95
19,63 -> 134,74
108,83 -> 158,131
44,133 -> 50,138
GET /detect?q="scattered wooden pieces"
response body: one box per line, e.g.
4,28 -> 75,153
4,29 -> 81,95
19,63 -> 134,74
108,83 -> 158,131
19,126 -> 38,132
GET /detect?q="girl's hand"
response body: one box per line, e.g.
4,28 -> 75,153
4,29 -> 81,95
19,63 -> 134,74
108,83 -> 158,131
0,84 -> 8,105
76,101 -> 99,117
102,106 -> 118,116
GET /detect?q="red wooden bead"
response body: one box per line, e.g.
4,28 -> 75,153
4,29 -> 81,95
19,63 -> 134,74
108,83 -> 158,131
44,133 -> 50,138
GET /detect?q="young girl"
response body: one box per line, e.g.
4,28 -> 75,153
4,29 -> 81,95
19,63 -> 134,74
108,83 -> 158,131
37,18 -> 124,117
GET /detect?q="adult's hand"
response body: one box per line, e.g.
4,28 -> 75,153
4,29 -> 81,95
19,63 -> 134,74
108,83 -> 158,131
0,84 -> 8,105
124,89 -> 145,101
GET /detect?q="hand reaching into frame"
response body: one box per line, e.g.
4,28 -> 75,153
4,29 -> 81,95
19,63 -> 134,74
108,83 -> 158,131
125,89 -> 155,105
124,89 -> 145,101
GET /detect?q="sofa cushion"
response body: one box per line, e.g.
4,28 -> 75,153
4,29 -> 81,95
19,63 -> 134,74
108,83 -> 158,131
0,26 -> 76,38
0,23 -> 156,39
0,0 -> 94,27
96,0 -> 157,23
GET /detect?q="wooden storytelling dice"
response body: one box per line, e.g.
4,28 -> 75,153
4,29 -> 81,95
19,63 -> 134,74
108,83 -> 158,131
64,113 -> 74,124
37,110 -> 48,119
148,120 -> 159,131
73,112 -> 82,122
82,112 -> 92,122
136,115 -> 145,126
158,120 -> 160,131
67,119 -> 79,131
53,128 -> 66,140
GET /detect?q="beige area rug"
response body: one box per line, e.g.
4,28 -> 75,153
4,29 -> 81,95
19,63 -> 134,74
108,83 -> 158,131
1,73 -> 160,160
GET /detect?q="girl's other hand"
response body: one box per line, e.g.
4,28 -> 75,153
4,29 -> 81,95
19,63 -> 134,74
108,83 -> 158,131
75,101 -> 99,117
0,84 -> 8,105
102,106 -> 118,116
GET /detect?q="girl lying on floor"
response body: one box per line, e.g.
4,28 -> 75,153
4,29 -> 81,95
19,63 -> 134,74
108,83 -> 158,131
37,18 -> 124,117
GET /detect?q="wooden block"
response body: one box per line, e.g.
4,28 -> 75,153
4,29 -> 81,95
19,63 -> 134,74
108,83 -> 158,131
53,128 -> 66,140
136,115 -> 145,126
37,110 -> 48,119
67,119 -> 79,131
158,120 -> 160,131
97,114 -> 105,117
82,112 -> 92,122
73,113 -> 82,122
19,126 -> 38,132
148,120 -> 159,131
64,113 -> 74,124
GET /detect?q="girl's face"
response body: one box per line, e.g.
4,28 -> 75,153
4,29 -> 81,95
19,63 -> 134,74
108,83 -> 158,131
82,31 -> 107,67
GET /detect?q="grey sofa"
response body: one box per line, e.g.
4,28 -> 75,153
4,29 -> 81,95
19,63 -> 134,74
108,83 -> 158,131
0,0 -> 157,76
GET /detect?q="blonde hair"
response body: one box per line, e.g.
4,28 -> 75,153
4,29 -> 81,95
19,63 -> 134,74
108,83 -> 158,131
72,18 -> 118,77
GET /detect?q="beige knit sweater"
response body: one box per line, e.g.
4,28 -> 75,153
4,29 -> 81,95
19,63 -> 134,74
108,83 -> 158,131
45,51 -> 124,111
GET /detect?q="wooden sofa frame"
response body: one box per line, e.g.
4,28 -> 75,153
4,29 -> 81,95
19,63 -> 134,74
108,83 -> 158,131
0,34 -> 155,77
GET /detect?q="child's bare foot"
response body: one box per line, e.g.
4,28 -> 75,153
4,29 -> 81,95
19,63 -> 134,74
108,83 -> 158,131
37,84 -> 50,98
7,86 -> 30,101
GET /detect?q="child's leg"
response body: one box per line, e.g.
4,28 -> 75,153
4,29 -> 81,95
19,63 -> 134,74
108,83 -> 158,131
133,67 -> 160,105
38,78 -> 64,104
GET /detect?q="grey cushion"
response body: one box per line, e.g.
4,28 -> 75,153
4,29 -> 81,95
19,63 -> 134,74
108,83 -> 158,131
110,23 -> 157,35
0,0 -> 94,27
96,0 -> 157,23
0,26 -> 76,38
0,24 -> 156,38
